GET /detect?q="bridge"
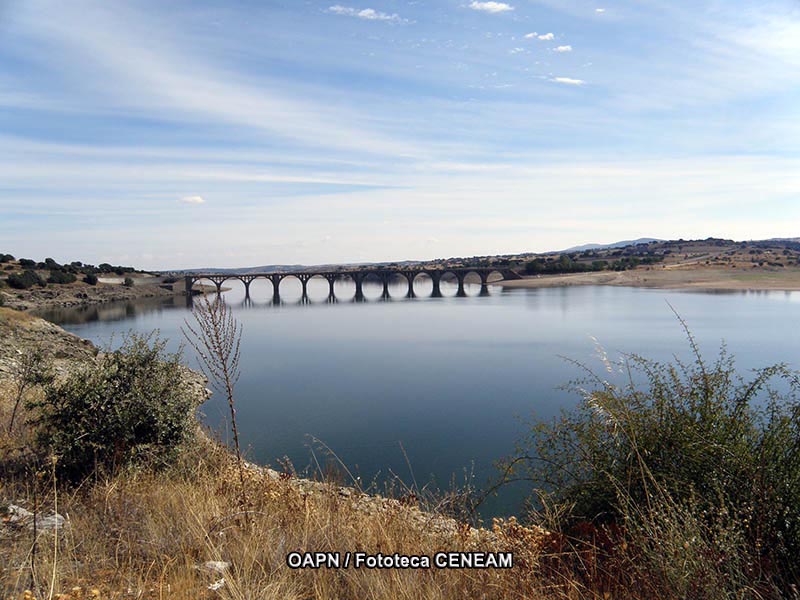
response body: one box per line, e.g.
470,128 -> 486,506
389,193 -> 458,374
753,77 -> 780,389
184,267 -> 522,305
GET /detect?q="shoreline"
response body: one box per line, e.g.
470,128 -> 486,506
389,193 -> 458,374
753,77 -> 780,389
1,280 -> 181,312
495,267 -> 800,292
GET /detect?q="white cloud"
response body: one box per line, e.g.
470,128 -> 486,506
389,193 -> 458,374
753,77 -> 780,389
180,195 -> 205,204
595,8 -> 606,13
552,77 -> 586,85
468,2 -> 514,14
524,32 -> 537,39
510,47 -> 524,54
538,33 -> 555,41
553,45 -> 572,52
327,5 -> 406,23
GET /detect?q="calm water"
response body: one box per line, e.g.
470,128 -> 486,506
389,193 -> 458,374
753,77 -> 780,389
38,279 -> 800,517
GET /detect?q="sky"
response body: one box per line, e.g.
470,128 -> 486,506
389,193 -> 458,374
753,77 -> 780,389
1,0 -> 799,269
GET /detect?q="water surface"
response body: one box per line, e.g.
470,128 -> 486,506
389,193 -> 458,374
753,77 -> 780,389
39,280 -> 800,517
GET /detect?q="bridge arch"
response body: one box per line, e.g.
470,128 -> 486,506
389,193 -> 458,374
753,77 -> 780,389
410,271 -> 434,298
331,272 -> 357,301
485,270 -> 505,284
437,270 -> 460,297
360,272 -> 385,300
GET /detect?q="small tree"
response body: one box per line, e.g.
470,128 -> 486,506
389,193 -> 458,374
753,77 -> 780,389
9,350 -> 51,433
123,277 -> 134,287
28,333 -> 196,482
182,295 -> 246,506
83,273 -> 98,286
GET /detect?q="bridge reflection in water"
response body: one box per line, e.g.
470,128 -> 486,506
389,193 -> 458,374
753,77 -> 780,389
185,267 -> 521,307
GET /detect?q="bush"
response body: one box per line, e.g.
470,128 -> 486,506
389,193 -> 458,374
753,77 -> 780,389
124,276 -> 134,287
83,273 -> 98,285
47,270 -> 77,284
0,253 -> 13,263
28,333 -> 197,482
18,258 -> 36,268
8,270 -> 46,289
503,324 -> 800,594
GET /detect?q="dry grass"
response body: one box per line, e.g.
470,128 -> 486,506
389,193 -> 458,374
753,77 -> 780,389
0,308 -> 36,326
0,432 -> 560,600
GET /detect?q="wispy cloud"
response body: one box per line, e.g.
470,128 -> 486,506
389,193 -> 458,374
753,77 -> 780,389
595,8 -> 606,13
468,2 -> 514,14
553,45 -> 572,52
180,195 -> 205,205
552,77 -> 586,85
327,5 -> 407,23
538,32 -> 555,40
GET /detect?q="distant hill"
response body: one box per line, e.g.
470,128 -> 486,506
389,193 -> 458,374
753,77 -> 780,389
560,238 -> 663,253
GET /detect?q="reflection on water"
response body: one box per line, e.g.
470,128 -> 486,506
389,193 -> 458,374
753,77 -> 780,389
41,284 -> 800,518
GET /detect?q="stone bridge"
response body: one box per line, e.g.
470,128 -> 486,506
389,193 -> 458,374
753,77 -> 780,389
184,267 -> 522,304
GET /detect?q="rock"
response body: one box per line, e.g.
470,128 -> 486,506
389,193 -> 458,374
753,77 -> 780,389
37,513 -> 67,531
5,504 -> 33,524
202,560 -> 231,574
2,505 -> 66,530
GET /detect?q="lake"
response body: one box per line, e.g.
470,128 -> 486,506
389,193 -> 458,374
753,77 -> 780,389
38,278 -> 800,517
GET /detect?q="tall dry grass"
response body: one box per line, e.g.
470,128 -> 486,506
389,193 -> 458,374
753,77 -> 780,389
1,431 -> 557,600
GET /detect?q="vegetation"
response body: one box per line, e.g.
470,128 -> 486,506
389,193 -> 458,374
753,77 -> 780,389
497,319 -> 800,597
8,270 -> 46,290
46,271 -> 77,285
524,253 -> 663,275
26,333 -> 197,482
123,276 -> 134,287
82,272 -> 98,286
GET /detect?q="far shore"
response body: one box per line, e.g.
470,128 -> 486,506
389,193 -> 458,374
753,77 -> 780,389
496,267 -> 800,292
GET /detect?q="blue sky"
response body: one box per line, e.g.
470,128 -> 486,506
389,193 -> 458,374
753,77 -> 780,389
1,0 -> 799,269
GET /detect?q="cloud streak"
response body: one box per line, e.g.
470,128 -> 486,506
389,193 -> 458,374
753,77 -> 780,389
327,6 -> 407,23
552,77 -> 585,85
468,2 -> 514,14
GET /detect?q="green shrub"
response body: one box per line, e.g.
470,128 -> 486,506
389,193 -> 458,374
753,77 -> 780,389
504,324 -> 800,594
0,253 -> 13,263
8,270 -> 46,289
83,273 -> 98,285
28,333 -> 197,482
47,270 -> 77,284
124,276 -> 134,287
18,258 -> 36,268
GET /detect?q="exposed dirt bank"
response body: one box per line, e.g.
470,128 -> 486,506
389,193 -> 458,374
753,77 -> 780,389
497,266 -> 800,292
0,281 -> 179,312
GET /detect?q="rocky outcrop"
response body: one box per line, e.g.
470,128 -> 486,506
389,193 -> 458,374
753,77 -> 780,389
1,282 -> 178,313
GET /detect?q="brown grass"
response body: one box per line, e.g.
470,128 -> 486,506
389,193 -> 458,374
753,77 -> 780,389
1,430 -> 564,600
0,307 -> 36,325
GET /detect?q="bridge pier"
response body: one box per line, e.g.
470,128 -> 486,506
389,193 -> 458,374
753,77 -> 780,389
270,274 -> 283,304
354,274 -> 364,301
456,274 -> 466,297
325,274 -> 336,299
431,273 -> 442,298
381,275 -> 391,300
404,273 -> 416,298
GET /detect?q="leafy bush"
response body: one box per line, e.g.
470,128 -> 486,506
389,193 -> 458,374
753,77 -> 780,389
504,324 -> 800,594
18,258 -> 36,268
124,276 -> 134,287
28,333 -> 197,482
47,270 -> 77,284
0,253 -> 13,263
83,273 -> 98,285
8,270 -> 46,289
